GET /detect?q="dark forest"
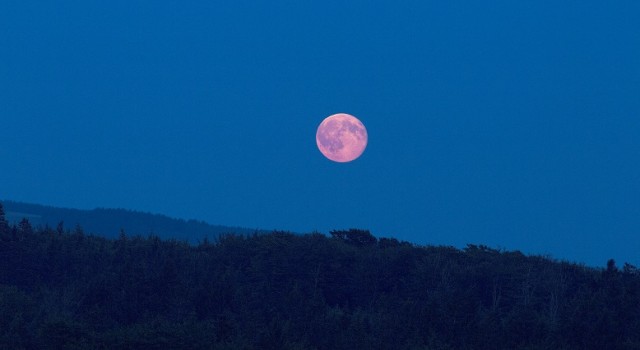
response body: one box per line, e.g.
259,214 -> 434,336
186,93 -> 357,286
1,204 -> 639,349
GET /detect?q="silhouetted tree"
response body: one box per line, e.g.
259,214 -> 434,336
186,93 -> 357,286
606,258 -> 618,275
18,218 -> 33,236
0,203 -> 9,238
378,237 -> 400,249
73,224 -> 84,236
56,221 -> 64,235
623,263 -> 638,276
330,229 -> 377,247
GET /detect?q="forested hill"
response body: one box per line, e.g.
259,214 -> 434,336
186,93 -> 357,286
1,209 -> 639,349
1,200 -> 263,242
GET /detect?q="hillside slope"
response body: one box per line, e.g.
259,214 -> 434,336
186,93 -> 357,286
1,215 -> 638,349
1,200 -> 263,242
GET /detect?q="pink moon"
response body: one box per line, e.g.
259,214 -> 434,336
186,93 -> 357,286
316,113 -> 368,163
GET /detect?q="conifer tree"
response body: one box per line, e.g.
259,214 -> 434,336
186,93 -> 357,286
18,218 -> 33,236
0,203 -> 10,237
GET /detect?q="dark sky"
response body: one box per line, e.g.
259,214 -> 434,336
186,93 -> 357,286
1,1 -> 639,267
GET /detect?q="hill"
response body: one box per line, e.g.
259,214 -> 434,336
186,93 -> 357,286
1,207 -> 638,349
1,200 -> 264,243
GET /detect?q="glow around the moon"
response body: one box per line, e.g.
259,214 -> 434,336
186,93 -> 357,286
316,113 -> 368,162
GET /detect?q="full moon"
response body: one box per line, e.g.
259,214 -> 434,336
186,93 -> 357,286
316,113 -> 368,163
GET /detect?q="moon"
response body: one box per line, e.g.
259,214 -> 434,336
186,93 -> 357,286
316,113 -> 368,163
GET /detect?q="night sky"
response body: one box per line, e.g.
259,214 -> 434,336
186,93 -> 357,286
1,1 -> 639,267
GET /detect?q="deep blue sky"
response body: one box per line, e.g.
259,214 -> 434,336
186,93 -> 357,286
1,1 -> 639,267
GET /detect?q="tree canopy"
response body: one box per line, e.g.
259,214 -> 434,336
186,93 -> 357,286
0,218 -> 638,349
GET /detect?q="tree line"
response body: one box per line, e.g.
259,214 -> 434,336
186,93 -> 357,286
1,204 -> 639,349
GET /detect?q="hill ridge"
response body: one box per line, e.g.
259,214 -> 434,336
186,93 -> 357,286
0,224 -> 638,348
1,200 -> 265,242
